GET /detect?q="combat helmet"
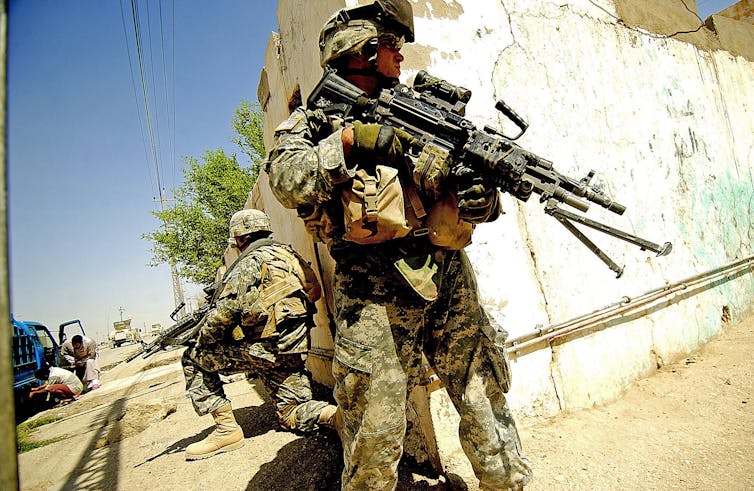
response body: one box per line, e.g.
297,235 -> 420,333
229,209 -> 272,238
319,0 -> 414,68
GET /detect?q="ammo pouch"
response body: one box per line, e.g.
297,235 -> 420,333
303,161 -> 472,252
425,192 -> 473,250
255,262 -> 308,339
341,166 -> 412,244
408,144 -> 472,250
411,143 -> 451,201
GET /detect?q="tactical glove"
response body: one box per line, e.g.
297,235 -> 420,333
456,167 -> 501,224
351,121 -> 410,169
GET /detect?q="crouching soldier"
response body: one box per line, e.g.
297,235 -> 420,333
182,209 -> 340,461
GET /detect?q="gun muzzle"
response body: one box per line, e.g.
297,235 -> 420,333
584,189 -> 626,215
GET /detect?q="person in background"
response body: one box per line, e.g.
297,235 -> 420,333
30,363 -> 83,403
61,334 -> 100,391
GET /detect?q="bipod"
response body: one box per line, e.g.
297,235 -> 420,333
544,199 -> 672,278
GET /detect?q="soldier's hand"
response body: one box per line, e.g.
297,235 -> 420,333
347,121 -> 408,169
456,170 -> 501,224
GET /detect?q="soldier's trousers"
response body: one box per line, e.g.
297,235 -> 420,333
332,248 -> 533,490
182,339 -> 330,433
74,359 -> 100,385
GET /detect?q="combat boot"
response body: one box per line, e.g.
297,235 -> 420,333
317,404 -> 343,440
185,404 -> 244,461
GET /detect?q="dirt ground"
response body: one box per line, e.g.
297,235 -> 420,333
16,316 -> 754,490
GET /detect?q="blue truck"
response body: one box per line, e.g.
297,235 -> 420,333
12,316 -> 87,413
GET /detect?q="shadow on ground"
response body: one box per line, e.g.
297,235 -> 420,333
244,410 -> 450,491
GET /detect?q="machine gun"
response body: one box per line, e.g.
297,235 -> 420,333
307,69 -> 672,277
127,284 -> 218,362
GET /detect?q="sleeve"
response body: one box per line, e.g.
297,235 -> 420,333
200,276 -> 242,344
199,255 -> 263,343
265,107 -> 355,210
61,343 -> 75,365
85,338 -> 97,360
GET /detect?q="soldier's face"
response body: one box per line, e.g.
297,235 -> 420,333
375,36 -> 404,79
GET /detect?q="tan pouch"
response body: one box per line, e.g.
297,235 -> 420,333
425,192 -> 473,250
411,143 -> 451,201
341,165 -> 412,244
299,205 -> 337,245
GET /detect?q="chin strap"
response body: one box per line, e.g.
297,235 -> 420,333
341,67 -> 399,90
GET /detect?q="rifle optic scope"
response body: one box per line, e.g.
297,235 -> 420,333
413,70 -> 471,106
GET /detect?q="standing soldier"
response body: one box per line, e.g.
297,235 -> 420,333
182,209 -> 339,461
265,1 -> 532,489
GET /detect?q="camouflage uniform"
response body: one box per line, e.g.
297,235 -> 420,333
182,240 -> 331,433
267,107 -> 532,489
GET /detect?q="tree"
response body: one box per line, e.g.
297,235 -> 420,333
144,101 -> 266,286
144,149 -> 254,285
231,99 -> 266,181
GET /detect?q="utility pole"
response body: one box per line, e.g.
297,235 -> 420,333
156,190 -> 185,317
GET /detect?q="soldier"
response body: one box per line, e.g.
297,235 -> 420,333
265,1 -> 532,489
182,209 -> 339,461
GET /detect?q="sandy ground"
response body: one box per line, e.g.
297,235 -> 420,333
16,316 -> 754,490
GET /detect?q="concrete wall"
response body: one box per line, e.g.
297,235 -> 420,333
253,0 -> 754,423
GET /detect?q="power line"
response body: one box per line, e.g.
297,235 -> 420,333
119,0 -> 155,198
144,0 -> 165,193
158,0 -> 176,192
120,0 -> 184,314
130,0 -> 163,196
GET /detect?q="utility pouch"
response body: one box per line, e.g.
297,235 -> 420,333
411,143 -> 451,201
425,192 -> 474,250
299,204 -> 338,245
482,316 -> 512,393
341,165 -> 412,244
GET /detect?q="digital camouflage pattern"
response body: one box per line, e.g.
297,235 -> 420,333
267,106 -> 533,488
229,209 -> 272,237
330,246 -> 532,490
181,241 -> 330,433
183,340 -> 329,432
198,242 -> 316,353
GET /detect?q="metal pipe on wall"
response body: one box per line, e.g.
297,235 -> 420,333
506,255 -> 754,355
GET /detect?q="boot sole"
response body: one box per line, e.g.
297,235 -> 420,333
185,439 -> 245,461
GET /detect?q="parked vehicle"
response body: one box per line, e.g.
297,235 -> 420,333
12,317 -> 90,414
109,318 -> 141,348
12,317 -> 59,413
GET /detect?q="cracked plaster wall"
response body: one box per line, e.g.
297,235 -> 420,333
255,0 -> 754,418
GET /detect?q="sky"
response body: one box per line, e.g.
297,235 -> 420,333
8,0 -> 279,343
696,0 -> 739,19
7,0 -> 737,344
